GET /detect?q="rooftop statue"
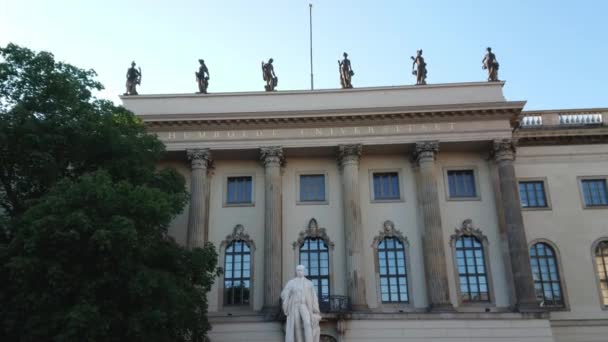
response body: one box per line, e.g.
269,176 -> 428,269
124,61 -> 141,95
482,47 -> 499,82
281,265 -> 322,342
262,58 -> 278,91
195,59 -> 210,94
338,52 -> 354,89
410,50 -> 427,85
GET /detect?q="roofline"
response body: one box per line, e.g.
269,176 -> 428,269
119,81 -> 506,100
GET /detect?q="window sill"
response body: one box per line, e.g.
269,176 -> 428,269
522,206 -> 552,211
223,202 -> 255,208
583,205 -> 608,210
371,198 -> 404,204
296,200 -> 329,206
446,196 -> 481,202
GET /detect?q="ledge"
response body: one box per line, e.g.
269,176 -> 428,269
120,81 -> 515,121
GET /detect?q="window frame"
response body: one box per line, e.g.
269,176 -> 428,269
591,237 -> 608,310
299,237 -> 331,305
528,239 -> 569,310
296,171 -> 329,205
449,220 -> 495,309
578,176 -> 608,209
369,169 -> 405,203
518,177 -> 552,211
223,173 -> 256,207
443,166 -> 481,201
218,225 -> 256,311
292,218 -> 335,309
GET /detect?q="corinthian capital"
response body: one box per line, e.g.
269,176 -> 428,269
187,148 -> 212,169
338,144 -> 362,167
492,139 -> 516,162
413,141 -> 439,164
260,146 -> 285,167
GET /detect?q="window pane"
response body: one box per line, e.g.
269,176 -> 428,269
456,236 -> 489,302
300,175 -> 326,202
583,179 -> 608,206
300,238 -> 330,304
448,170 -> 476,198
373,172 -> 400,200
227,176 -> 253,204
224,240 -> 252,306
529,242 -> 564,307
377,237 -> 409,303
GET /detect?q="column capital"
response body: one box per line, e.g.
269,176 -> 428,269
492,139 -> 517,162
259,146 -> 285,167
414,141 -> 439,164
187,148 -> 212,169
338,144 -> 362,167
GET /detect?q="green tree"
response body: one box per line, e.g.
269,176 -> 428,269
0,43 -> 218,341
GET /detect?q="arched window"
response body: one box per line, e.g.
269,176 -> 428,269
300,237 -> 330,303
224,240 -> 251,306
450,220 -> 492,304
529,242 -> 563,307
594,240 -> 608,307
455,235 -> 489,302
378,237 -> 408,303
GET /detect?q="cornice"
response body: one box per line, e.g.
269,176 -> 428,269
143,102 -> 525,130
515,126 -> 608,146
120,81 -> 506,100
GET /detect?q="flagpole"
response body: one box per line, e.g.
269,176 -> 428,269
309,2 -> 314,90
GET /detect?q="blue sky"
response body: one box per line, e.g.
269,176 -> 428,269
1,0 -> 606,109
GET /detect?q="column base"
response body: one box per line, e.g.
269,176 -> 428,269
261,305 -> 283,321
516,302 -> 542,313
427,303 -> 455,312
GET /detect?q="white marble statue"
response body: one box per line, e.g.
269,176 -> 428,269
281,265 -> 322,342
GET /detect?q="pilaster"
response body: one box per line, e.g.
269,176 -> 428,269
186,148 -> 212,248
338,144 -> 368,310
492,139 -> 538,312
259,146 -> 285,313
413,141 -> 453,311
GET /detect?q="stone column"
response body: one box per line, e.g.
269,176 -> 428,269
186,148 -> 212,248
492,139 -> 538,311
413,141 -> 452,310
260,146 -> 285,312
338,144 -> 368,310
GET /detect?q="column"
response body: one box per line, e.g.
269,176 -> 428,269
413,141 -> 452,310
260,146 -> 285,311
186,148 -> 212,248
492,139 -> 538,311
338,144 -> 368,310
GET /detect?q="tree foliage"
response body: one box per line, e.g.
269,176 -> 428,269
0,43 -> 218,342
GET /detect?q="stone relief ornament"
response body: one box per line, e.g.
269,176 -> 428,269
449,219 -> 488,246
293,218 -> 335,249
221,224 -> 255,250
492,138 -> 517,162
372,220 -> 408,248
259,146 -> 285,167
413,141 -> 439,163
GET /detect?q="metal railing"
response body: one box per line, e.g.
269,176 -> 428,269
319,295 -> 351,313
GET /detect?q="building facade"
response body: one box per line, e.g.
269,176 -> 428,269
121,82 -> 608,342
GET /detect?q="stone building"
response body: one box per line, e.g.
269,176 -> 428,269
121,81 -> 608,342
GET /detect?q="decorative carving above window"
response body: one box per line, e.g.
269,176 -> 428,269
371,220 -> 409,248
220,224 -> 256,250
449,219 -> 488,246
293,218 -> 335,249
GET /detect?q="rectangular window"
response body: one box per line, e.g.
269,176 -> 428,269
226,176 -> 253,204
519,181 -> 548,208
300,174 -> 326,202
373,172 -> 400,201
447,170 -> 477,198
581,179 -> 608,207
